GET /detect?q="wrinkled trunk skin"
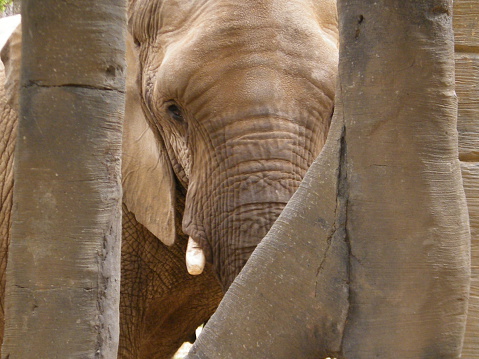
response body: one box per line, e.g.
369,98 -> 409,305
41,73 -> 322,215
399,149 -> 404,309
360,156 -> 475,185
188,0 -> 470,358
183,116 -> 329,289
2,2 -> 126,357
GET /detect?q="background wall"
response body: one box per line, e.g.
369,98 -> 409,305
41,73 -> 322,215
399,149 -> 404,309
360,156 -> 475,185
454,0 -> 479,357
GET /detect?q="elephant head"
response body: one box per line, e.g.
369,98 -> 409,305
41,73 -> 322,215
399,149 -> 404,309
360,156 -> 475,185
124,0 -> 339,289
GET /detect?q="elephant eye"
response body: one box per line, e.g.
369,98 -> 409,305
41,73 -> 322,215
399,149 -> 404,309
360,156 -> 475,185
167,104 -> 184,122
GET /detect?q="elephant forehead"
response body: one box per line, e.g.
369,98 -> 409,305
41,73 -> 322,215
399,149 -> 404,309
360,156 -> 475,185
142,15 -> 337,120
130,0 -> 337,41
137,0 -> 338,85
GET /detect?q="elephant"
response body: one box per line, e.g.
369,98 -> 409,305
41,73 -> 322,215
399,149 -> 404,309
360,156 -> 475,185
0,0 -> 339,357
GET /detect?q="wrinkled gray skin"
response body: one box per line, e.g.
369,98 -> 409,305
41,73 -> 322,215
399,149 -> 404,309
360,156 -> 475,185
0,0 -> 338,357
127,0 -> 338,288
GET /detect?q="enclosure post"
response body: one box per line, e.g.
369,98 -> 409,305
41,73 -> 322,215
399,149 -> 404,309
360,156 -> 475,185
336,1 -> 470,357
1,1 -> 127,358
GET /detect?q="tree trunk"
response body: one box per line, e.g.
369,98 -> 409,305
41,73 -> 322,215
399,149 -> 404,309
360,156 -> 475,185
1,1 -> 126,358
187,0 -> 470,358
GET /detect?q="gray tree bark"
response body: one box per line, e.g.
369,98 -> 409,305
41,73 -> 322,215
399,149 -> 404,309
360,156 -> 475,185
1,1 -> 127,358
187,0 -> 471,358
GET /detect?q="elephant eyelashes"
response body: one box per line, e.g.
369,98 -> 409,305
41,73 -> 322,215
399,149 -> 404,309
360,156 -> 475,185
167,104 -> 185,122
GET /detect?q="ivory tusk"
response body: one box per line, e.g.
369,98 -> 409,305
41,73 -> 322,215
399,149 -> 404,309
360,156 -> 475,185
186,236 -> 205,275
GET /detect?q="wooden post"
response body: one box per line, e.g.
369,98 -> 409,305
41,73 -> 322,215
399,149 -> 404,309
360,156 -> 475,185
1,1 -> 127,357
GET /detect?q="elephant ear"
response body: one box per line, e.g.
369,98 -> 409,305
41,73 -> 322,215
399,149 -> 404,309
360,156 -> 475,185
122,33 -> 176,246
0,15 -> 22,110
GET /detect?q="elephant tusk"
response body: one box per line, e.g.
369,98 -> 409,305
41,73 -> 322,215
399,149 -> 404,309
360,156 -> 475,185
186,236 -> 205,275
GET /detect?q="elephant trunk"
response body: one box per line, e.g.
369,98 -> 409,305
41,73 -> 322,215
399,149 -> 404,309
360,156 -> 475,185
183,114 -> 327,289
210,178 -> 295,289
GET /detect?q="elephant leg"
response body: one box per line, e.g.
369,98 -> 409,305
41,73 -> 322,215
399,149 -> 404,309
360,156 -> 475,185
119,204 -> 222,359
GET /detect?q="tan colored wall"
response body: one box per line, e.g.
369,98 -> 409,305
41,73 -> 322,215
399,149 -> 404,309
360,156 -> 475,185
454,0 -> 479,356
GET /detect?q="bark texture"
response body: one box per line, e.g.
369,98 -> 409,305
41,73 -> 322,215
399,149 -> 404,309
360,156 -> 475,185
188,0 -> 470,358
0,34 -> 16,346
338,1 -> 469,356
1,1 -> 127,358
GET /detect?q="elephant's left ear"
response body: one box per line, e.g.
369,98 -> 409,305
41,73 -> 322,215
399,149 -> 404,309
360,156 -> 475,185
122,33 -> 176,246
